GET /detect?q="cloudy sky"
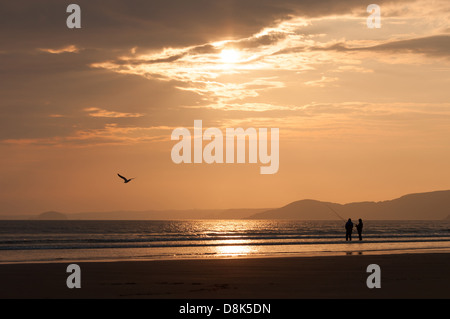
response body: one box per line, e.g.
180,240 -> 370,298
1,0 -> 450,214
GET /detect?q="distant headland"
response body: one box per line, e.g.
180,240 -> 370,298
1,190 -> 450,220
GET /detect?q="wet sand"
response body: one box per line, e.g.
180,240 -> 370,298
0,253 -> 449,299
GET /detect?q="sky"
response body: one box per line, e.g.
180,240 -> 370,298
1,0 -> 450,214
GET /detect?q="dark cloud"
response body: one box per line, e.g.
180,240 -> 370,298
1,0 -> 411,51
360,35 -> 450,57
115,53 -> 188,66
273,34 -> 450,58
0,0 -> 291,52
321,35 -> 450,58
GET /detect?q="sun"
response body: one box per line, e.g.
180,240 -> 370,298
220,49 -> 240,64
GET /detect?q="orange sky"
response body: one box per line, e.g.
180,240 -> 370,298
1,0 -> 450,214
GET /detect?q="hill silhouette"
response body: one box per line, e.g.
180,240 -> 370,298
1,190 -> 450,220
35,211 -> 68,220
249,190 -> 450,220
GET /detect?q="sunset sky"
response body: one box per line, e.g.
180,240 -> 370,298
1,0 -> 450,215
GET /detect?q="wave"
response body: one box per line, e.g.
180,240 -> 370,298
1,236 -> 450,251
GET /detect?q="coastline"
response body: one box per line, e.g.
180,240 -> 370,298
1,245 -> 450,265
2,234 -> 450,265
1,252 -> 448,299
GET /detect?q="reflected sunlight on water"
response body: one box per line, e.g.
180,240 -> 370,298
215,245 -> 255,257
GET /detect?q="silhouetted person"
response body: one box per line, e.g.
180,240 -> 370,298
356,219 -> 363,241
345,218 -> 353,241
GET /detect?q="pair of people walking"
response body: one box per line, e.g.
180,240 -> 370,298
345,218 -> 363,241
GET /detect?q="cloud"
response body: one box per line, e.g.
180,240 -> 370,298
362,35 -> 450,58
1,0 -> 449,148
84,107 -> 144,118
2,124 -> 174,147
320,35 -> 450,58
186,102 -> 292,112
332,65 -> 373,73
216,101 -> 450,142
0,0 -> 300,52
304,76 -> 339,87
89,16 -> 319,112
39,45 -> 80,54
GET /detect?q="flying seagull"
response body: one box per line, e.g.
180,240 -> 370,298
117,173 -> 135,183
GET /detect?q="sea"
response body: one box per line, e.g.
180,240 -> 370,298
1,220 -> 449,264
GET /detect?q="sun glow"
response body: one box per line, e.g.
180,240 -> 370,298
220,49 -> 240,64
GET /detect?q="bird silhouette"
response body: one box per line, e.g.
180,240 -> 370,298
117,173 -> 135,183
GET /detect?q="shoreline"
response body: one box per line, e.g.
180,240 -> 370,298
1,245 -> 450,266
0,252 -> 448,299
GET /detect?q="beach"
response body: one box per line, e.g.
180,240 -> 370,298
0,252 -> 448,299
